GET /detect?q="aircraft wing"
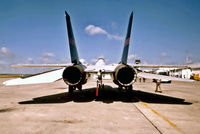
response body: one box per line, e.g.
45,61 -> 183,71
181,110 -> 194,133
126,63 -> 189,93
3,68 -> 65,86
137,72 -> 194,82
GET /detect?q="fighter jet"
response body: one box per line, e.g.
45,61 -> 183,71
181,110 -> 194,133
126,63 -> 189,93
3,12 -> 194,95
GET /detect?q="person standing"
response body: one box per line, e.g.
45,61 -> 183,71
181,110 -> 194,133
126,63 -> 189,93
155,79 -> 162,93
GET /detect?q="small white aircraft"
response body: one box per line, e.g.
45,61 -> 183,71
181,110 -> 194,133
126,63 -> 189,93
3,12 -> 194,95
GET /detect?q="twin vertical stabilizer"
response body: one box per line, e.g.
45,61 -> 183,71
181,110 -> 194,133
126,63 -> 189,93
65,11 -> 133,65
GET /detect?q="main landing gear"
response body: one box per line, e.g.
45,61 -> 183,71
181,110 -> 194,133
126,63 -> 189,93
68,85 -> 82,93
126,85 -> 133,91
68,86 -> 75,93
96,70 -> 104,97
118,85 -> 133,91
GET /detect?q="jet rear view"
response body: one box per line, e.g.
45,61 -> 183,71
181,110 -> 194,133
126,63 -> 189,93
3,11 -> 194,93
63,11 -> 135,92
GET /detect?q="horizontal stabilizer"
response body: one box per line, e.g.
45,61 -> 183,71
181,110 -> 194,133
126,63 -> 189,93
137,72 -> 195,82
11,64 -> 70,68
3,68 -> 64,86
134,64 -> 189,69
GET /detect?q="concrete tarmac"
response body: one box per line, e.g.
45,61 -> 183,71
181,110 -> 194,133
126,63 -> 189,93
0,78 -> 200,134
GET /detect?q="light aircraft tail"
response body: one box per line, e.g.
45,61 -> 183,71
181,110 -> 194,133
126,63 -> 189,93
65,11 -> 80,65
120,12 -> 133,64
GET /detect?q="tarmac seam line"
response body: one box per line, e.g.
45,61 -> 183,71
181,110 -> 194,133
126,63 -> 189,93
132,103 -> 163,134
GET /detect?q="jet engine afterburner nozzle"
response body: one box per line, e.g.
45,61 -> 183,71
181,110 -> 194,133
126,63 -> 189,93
114,64 -> 137,86
62,65 -> 86,86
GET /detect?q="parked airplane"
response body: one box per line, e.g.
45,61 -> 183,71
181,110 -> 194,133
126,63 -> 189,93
3,12 -> 194,95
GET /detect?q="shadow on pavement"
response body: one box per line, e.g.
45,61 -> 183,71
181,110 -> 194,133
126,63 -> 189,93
19,85 -> 192,105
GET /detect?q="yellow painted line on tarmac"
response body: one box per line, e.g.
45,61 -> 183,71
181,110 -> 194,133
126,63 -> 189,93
139,101 -> 184,134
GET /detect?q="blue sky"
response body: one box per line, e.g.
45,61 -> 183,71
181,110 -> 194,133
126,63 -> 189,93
0,0 -> 200,73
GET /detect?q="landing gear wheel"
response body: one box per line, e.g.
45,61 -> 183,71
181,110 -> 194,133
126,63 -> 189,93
69,86 -> 75,93
102,84 -> 104,89
126,85 -> 133,91
98,84 -> 104,90
77,85 -> 82,91
118,86 -> 122,91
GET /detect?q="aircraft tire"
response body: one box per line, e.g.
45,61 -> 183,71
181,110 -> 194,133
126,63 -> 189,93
126,85 -> 133,91
77,85 -> 82,91
69,86 -> 74,93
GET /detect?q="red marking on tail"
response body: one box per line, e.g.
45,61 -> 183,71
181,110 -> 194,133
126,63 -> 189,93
69,39 -> 75,45
124,38 -> 130,46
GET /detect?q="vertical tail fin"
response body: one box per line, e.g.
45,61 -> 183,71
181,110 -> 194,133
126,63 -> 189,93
65,11 -> 80,64
120,12 -> 133,64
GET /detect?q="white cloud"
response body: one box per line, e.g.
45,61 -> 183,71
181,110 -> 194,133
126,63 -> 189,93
107,34 -> 123,40
58,58 -> 70,64
0,47 -> 15,58
42,52 -> 56,58
27,57 -> 33,61
0,60 -> 17,74
27,57 -> 34,63
185,53 -> 193,64
128,54 -> 137,60
0,48 -> 67,73
111,21 -> 118,29
0,47 -> 8,54
161,52 -> 167,57
39,57 -> 51,64
159,52 -> 170,64
142,61 -> 149,65
0,47 -> 17,73
91,58 -> 98,63
85,25 -> 123,41
0,60 -> 7,65
38,52 -> 56,64
85,25 -> 107,35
